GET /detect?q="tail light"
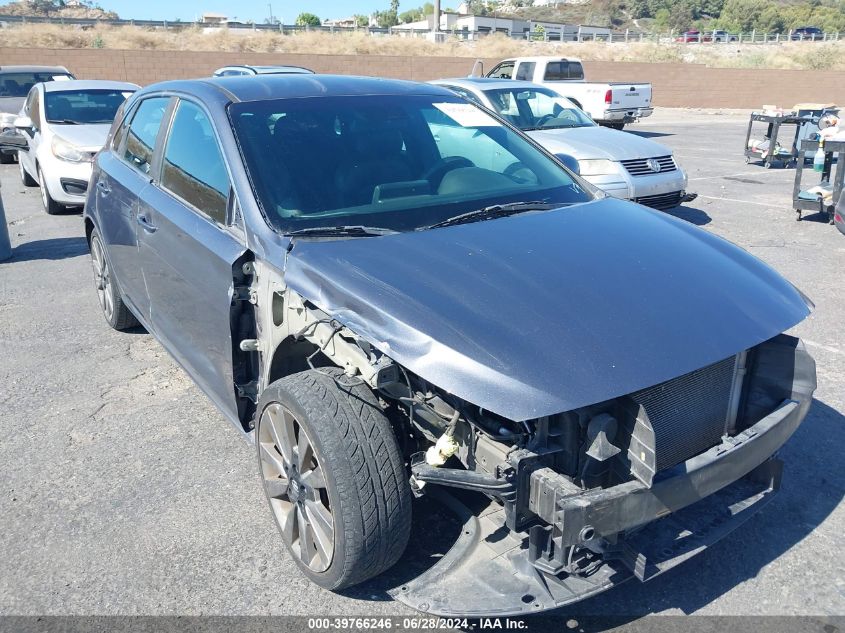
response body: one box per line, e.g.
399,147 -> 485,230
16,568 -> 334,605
605,89 -> 612,105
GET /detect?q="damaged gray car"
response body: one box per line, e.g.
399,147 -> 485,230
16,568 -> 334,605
81,75 -> 816,617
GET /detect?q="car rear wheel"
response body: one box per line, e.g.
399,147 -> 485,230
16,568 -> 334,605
256,368 -> 412,590
0,151 -> 15,165
38,166 -> 64,215
89,229 -> 139,330
19,158 -> 36,186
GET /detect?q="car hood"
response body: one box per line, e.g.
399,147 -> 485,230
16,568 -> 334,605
0,97 -> 25,117
283,198 -> 811,421
527,126 -> 673,161
49,123 -> 111,151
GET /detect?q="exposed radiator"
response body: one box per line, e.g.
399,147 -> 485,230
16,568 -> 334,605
630,355 -> 739,472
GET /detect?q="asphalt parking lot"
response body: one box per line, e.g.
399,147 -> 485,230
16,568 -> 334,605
1,108 -> 844,620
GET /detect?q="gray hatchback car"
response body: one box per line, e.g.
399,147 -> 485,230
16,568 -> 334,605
84,75 -> 816,616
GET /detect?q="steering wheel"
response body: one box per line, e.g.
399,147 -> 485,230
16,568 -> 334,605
534,114 -> 557,127
423,156 -> 475,190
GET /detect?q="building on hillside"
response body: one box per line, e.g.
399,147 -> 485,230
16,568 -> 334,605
200,13 -> 229,25
393,10 -> 611,41
323,16 -> 361,27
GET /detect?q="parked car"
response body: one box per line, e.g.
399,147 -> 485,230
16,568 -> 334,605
791,26 -> 824,40
710,29 -> 737,42
835,190 -> 845,236
0,65 -> 75,163
212,65 -> 315,77
478,56 -> 652,129
431,78 -> 691,209
80,74 -> 815,617
15,79 -> 138,213
676,30 -> 708,42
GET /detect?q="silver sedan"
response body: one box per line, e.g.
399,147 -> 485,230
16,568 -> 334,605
431,77 -> 692,210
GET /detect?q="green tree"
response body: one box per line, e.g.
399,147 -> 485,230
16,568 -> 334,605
353,14 -> 369,26
295,12 -> 321,27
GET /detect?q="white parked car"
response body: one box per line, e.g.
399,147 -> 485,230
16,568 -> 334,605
431,78 -> 692,210
15,79 -> 138,213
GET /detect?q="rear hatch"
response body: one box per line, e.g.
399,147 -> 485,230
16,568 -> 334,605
607,82 -> 652,110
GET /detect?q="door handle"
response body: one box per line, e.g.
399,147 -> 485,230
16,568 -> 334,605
96,180 -> 111,195
136,213 -> 157,233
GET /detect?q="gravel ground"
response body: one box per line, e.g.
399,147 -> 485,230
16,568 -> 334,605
0,108 -> 843,621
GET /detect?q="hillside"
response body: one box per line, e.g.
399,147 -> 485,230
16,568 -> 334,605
472,0 -> 845,32
0,0 -> 117,20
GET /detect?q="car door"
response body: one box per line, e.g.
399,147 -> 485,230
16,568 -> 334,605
137,98 -> 245,421
94,95 -> 171,323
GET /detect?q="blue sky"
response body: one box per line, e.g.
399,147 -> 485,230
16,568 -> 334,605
99,1 -> 413,22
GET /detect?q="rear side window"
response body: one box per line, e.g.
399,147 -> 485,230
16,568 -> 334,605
543,61 -> 584,81
515,62 -> 535,81
124,97 -> 169,175
160,100 -> 229,224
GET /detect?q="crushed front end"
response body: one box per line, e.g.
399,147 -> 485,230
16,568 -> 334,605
389,334 -> 816,616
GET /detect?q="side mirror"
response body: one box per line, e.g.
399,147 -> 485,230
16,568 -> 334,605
0,129 -> 28,151
14,115 -> 33,130
555,153 -> 580,175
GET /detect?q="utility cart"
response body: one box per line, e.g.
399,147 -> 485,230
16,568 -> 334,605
793,139 -> 845,223
744,113 -> 807,168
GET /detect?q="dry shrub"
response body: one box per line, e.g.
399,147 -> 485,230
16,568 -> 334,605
1,24 -> 844,70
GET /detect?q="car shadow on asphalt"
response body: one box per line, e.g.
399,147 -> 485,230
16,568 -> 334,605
344,398 -> 843,622
6,236 -> 89,262
667,205 -> 712,226
628,130 -> 674,139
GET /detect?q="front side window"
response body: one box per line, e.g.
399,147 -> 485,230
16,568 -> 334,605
161,100 -> 229,224
45,89 -> 135,125
24,88 -> 41,129
123,96 -> 169,175
229,94 -> 592,233
483,88 -> 595,131
0,72 -> 73,98
487,62 -> 515,79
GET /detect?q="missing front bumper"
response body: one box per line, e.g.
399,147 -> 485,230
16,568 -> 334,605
391,397 -> 808,617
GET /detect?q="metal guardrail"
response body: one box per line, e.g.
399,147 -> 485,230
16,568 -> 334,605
0,14 -> 839,44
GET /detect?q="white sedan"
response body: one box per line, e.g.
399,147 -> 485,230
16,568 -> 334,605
15,79 -> 138,214
430,78 -> 693,210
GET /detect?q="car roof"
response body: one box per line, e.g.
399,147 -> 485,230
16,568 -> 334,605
496,56 -> 583,63
251,65 -> 315,74
432,77 -> 556,91
42,79 -> 139,93
138,74 -> 455,104
0,65 -> 72,74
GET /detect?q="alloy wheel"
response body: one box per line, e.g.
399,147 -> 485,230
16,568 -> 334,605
90,236 -> 114,321
258,402 -> 335,572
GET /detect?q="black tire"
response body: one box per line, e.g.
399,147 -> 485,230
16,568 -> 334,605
89,229 -> 139,330
20,158 -> 36,186
256,368 -> 412,591
38,165 -> 64,215
0,151 -> 14,165
606,121 -> 626,130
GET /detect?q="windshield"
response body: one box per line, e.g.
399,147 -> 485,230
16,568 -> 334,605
229,94 -> 593,233
0,72 -> 73,98
482,88 -> 595,131
45,89 -> 134,124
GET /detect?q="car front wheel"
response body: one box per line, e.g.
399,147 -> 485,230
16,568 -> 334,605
38,166 -> 64,215
256,368 -> 412,590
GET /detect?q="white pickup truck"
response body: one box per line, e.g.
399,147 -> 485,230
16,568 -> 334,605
476,56 -> 653,129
